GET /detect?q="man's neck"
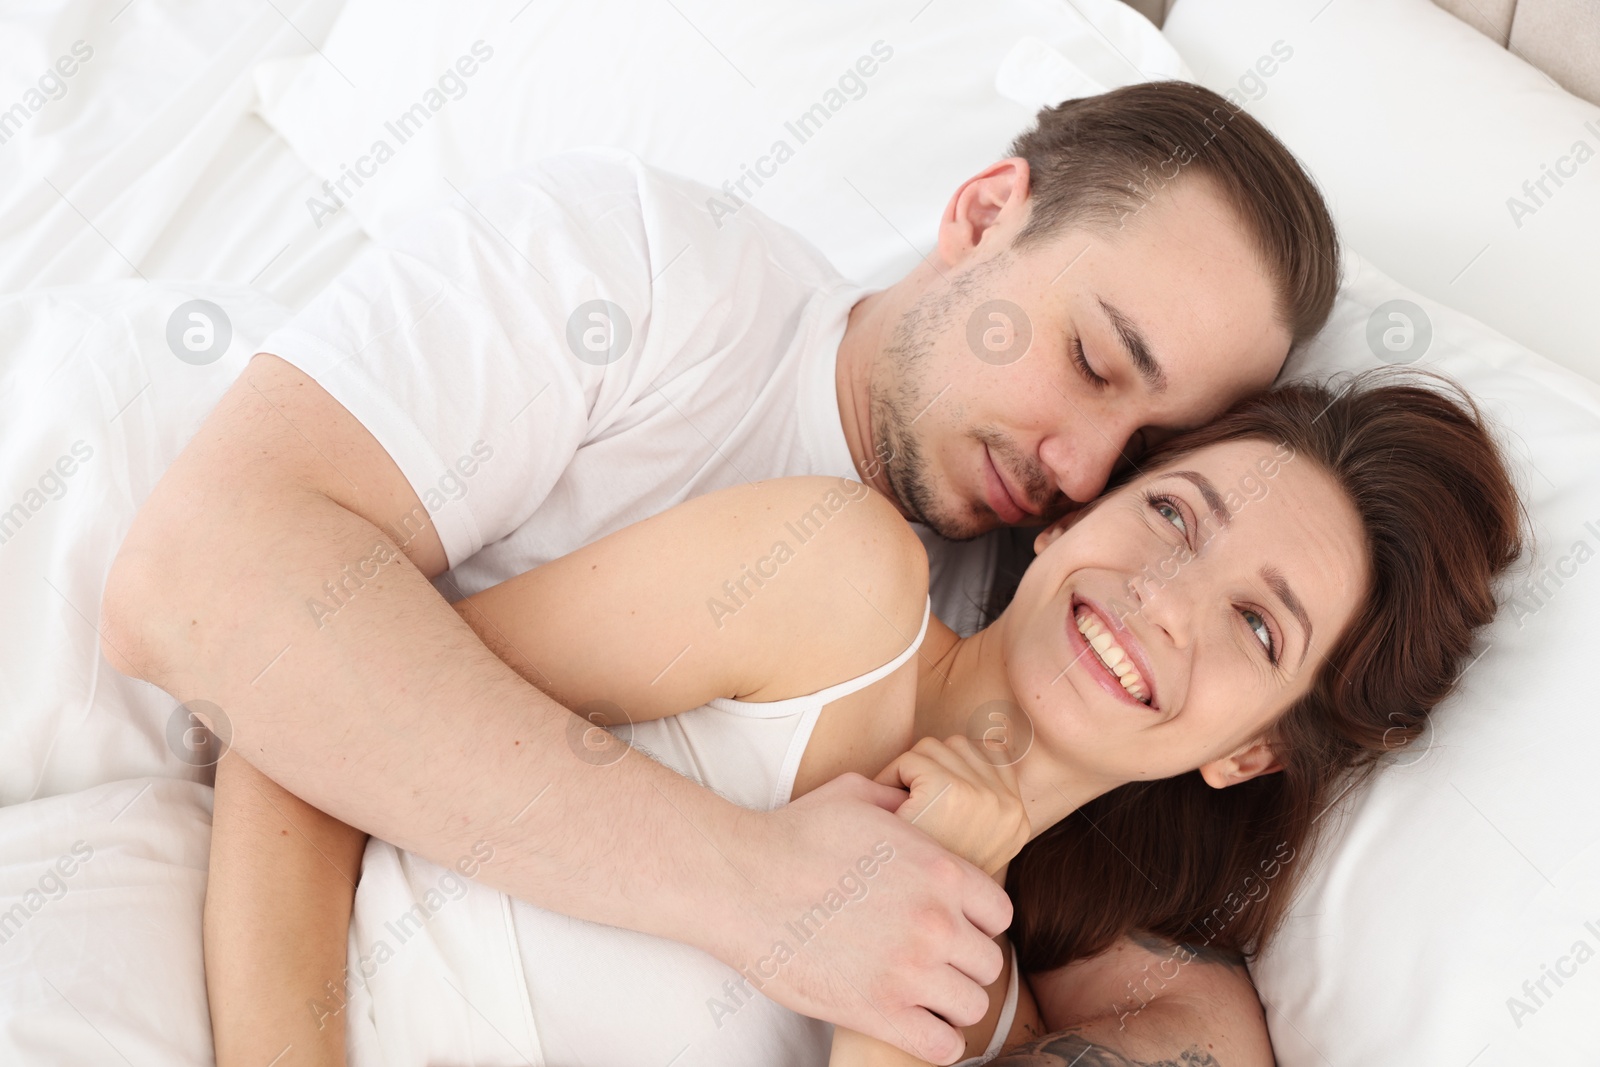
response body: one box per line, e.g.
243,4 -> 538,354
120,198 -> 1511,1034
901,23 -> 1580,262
834,288 -> 902,508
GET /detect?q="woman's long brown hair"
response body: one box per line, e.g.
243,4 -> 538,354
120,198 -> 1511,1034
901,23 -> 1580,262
1004,369 -> 1526,973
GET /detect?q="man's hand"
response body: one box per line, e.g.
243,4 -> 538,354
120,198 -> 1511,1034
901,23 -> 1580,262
818,746 -> 1026,1067
731,773 -> 1010,1065
98,353 -> 1010,1064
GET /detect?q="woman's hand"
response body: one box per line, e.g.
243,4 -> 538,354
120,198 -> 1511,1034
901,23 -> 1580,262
830,739 -> 1033,1067
874,736 -> 1031,879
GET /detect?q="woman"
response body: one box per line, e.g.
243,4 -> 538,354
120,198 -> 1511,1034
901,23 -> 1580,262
203,371 -> 1522,1067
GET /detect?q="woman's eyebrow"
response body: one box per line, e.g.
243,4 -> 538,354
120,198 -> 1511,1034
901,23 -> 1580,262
1260,565 -> 1313,665
1168,469 -> 1230,529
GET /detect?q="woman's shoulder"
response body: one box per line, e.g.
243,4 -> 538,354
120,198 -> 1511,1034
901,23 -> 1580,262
723,476 -> 925,568
690,476 -> 930,702
452,475 -> 929,720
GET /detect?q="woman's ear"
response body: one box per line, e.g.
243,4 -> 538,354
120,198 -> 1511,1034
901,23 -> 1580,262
1033,507 -> 1087,555
1198,738 -> 1283,790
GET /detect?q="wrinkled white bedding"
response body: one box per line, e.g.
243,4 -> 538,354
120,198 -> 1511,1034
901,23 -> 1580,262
1,0 -> 1597,1064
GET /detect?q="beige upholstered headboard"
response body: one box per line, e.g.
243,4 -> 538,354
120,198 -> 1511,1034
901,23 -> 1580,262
1119,0 -> 1600,106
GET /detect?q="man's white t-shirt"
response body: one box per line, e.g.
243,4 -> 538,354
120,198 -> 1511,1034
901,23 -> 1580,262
259,148 -> 998,635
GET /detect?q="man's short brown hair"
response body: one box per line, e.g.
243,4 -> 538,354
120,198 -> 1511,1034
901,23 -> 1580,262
1009,80 -> 1341,349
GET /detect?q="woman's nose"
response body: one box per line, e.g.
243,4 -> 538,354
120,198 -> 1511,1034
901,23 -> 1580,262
1127,568 -> 1193,649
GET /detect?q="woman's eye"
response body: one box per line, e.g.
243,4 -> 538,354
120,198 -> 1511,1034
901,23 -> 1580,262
1241,607 -> 1277,661
1153,497 -> 1186,535
1144,491 -> 1194,550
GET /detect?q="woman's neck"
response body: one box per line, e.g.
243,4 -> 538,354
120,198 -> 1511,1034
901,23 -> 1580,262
914,612 -> 1122,842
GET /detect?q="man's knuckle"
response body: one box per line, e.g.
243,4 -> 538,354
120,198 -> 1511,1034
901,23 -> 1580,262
924,852 -> 965,886
906,893 -> 954,932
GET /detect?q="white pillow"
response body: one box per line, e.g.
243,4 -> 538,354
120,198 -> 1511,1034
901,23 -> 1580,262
0,778 -> 215,1064
252,0 -> 1183,288
1163,0 -> 1600,386
1258,253 -> 1600,1066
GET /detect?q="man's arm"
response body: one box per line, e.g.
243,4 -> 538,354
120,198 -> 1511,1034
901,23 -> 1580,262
998,933 -> 1275,1067
100,352 -> 1010,1064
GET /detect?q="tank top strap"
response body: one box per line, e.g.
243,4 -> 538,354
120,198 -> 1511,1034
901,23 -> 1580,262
802,594 -> 931,707
705,596 -> 932,719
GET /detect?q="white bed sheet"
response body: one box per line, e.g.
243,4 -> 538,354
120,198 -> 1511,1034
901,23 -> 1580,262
1,0 -> 376,796
0,0 -> 366,311
0,777 -> 214,1066
0,5 -> 361,1057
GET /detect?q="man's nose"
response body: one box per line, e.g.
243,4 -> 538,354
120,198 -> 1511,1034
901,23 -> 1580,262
1038,425 -> 1137,505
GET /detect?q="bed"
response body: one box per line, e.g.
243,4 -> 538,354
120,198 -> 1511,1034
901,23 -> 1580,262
0,0 -> 1596,1063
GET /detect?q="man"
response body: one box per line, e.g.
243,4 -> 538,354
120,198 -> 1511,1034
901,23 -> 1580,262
101,82 -> 1337,1064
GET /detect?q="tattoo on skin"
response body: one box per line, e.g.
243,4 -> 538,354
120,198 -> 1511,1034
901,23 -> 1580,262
989,1032 -> 1222,1067
1127,930 -> 1248,972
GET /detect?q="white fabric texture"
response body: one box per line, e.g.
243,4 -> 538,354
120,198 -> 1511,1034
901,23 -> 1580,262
0,0 -> 1595,1063
0,0 -> 364,310
258,147 -> 860,585
1164,0 -> 1600,386
251,0 -> 1181,291
344,598 -> 1020,1067
257,147 -> 1001,634
0,777 -> 215,1065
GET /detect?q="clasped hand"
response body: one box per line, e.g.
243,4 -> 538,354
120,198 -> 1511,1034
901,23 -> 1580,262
875,736 -> 1032,880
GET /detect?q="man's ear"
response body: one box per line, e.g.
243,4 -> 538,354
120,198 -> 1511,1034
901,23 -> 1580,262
936,157 -> 1032,268
1197,737 -> 1283,790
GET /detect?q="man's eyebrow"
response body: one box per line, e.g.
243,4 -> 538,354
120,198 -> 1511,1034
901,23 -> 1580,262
1260,565 -> 1313,663
1098,297 -> 1168,393
1170,470 -> 1229,530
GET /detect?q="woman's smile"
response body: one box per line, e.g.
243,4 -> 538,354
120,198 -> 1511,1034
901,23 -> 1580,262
1066,595 -> 1159,711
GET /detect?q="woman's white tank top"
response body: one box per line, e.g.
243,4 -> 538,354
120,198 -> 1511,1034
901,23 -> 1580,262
344,597 -> 1019,1067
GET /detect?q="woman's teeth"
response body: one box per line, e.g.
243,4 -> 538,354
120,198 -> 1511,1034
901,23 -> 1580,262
1074,607 -> 1152,705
